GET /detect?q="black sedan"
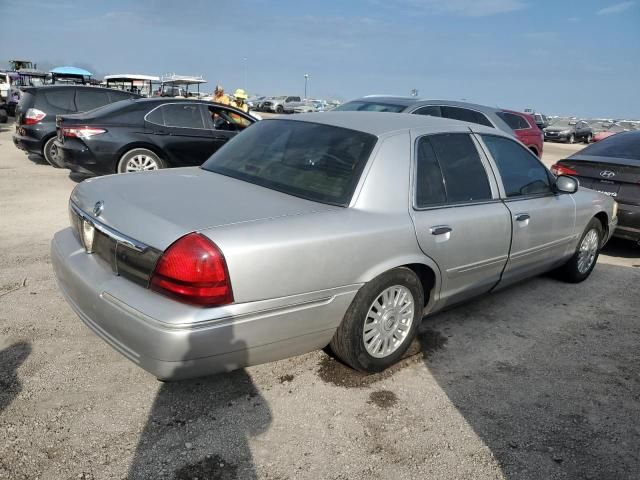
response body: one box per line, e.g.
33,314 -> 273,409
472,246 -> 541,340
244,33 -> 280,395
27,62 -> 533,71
551,130 -> 640,243
543,119 -> 593,144
54,99 -> 256,175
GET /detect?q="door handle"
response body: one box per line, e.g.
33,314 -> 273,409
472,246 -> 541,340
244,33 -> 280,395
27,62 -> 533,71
154,131 -> 169,136
515,213 -> 530,222
430,225 -> 452,236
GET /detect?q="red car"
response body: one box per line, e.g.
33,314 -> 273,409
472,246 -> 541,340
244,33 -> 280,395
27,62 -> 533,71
497,109 -> 544,158
593,124 -> 629,142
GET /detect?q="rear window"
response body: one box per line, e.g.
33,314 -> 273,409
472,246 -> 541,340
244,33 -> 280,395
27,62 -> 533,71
202,120 -> 377,206
40,89 -> 75,111
333,101 -> 407,113
76,89 -> 112,112
497,111 -> 531,130
440,106 -> 493,128
578,132 -> 640,161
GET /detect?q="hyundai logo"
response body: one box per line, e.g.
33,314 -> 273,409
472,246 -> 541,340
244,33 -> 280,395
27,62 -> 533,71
600,170 -> 615,178
93,200 -> 104,217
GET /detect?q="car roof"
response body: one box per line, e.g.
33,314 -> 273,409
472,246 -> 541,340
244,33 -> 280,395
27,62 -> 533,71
350,96 -> 502,113
280,111 -> 503,137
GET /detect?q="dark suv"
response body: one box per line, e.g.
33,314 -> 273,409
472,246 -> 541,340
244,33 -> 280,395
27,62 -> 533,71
13,86 -> 139,165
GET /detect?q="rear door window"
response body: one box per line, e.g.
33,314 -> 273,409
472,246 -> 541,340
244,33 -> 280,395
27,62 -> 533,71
481,135 -> 552,197
42,89 -> 75,111
440,106 -> 493,128
76,89 -> 112,112
149,103 -> 206,129
413,105 -> 442,117
416,133 -> 492,206
497,111 -> 530,130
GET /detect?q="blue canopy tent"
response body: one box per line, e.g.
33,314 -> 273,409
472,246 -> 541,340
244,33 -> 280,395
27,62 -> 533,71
50,66 -> 93,84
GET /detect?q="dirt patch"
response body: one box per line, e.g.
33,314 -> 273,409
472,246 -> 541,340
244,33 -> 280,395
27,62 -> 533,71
278,374 -> 294,384
317,328 -> 448,388
368,390 -> 398,409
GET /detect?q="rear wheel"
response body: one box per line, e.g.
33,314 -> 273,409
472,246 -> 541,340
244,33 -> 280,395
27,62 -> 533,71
554,218 -> 603,283
330,267 -> 424,373
585,133 -> 593,144
43,137 -> 62,168
117,148 -> 165,173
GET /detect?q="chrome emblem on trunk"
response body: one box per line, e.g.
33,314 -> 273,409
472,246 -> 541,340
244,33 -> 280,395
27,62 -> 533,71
600,170 -> 615,178
93,200 -> 104,217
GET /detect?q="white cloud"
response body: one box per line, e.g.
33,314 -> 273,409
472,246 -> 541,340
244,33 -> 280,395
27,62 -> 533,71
392,0 -> 527,16
597,1 -> 636,15
568,16 -> 581,22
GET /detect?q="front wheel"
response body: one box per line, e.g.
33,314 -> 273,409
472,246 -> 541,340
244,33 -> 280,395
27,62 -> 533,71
585,134 -> 593,144
117,148 -> 165,173
330,267 -> 424,373
567,134 -> 575,144
276,105 -> 284,114
554,218 -> 603,283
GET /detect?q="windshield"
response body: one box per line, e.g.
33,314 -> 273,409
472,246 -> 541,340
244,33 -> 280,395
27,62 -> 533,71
549,119 -> 575,129
333,101 -> 407,113
202,119 -> 377,206
580,132 -> 640,160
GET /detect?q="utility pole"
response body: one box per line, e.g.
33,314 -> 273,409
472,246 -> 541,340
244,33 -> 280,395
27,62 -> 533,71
243,57 -> 248,89
304,73 -> 310,99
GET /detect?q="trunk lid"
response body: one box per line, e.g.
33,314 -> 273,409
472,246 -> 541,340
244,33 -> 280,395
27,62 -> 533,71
560,155 -> 640,205
71,167 -> 339,250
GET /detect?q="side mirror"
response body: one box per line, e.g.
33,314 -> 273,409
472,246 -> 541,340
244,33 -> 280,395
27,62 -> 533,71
555,175 -> 578,194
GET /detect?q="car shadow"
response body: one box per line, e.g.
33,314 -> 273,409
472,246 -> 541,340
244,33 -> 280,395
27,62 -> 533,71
419,262 -> 640,479
0,341 -> 31,414
68,172 -> 94,184
127,326 -> 272,479
26,153 -> 49,166
602,237 -> 639,259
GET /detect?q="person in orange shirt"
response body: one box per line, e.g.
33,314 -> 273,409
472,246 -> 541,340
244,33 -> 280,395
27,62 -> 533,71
212,85 -> 230,105
232,88 -> 249,113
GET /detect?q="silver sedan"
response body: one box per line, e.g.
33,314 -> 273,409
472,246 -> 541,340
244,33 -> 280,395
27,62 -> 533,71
52,112 -> 618,380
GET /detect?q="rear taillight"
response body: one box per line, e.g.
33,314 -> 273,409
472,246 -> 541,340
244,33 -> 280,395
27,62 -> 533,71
551,163 -> 577,176
150,233 -> 233,307
61,126 -> 106,139
24,108 -> 46,125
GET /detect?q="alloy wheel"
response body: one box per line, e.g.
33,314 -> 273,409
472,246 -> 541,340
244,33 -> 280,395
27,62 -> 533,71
126,154 -> 160,172
362,285 -> 414,358
577,229 -> 599,274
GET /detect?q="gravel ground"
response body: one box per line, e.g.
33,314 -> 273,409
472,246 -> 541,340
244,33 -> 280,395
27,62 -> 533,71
1,122 -> 639,480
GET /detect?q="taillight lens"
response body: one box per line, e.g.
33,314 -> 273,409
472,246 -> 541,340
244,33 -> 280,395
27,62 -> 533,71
551,163 -> 577,176
61,126 -> 106,139
150,233 -> 233,307
24,108 -> 46,125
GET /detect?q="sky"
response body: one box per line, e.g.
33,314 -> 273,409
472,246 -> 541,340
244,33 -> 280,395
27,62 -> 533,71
2,0 -> 639,118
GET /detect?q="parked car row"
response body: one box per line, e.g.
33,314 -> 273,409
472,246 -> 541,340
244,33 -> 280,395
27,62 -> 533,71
334,96 -> 544,157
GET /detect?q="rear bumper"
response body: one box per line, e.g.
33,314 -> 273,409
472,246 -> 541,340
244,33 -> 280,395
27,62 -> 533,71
55,139 -> 113,175
52,227 -> 359,380
12,133 -> 43,155
614,203 -> 640,242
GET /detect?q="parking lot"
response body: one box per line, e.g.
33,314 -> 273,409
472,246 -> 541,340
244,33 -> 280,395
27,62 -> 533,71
0,121 -> 639,479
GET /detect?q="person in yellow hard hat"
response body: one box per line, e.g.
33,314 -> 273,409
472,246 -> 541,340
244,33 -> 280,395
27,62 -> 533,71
212,85 -> 230,105
232,88 -> 249,113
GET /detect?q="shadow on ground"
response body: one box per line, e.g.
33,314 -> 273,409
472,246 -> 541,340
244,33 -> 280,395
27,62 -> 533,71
0,341 -> 31,414
419,263 -> 640,479
602,237 -> 639,259
127,328 -> 271,479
